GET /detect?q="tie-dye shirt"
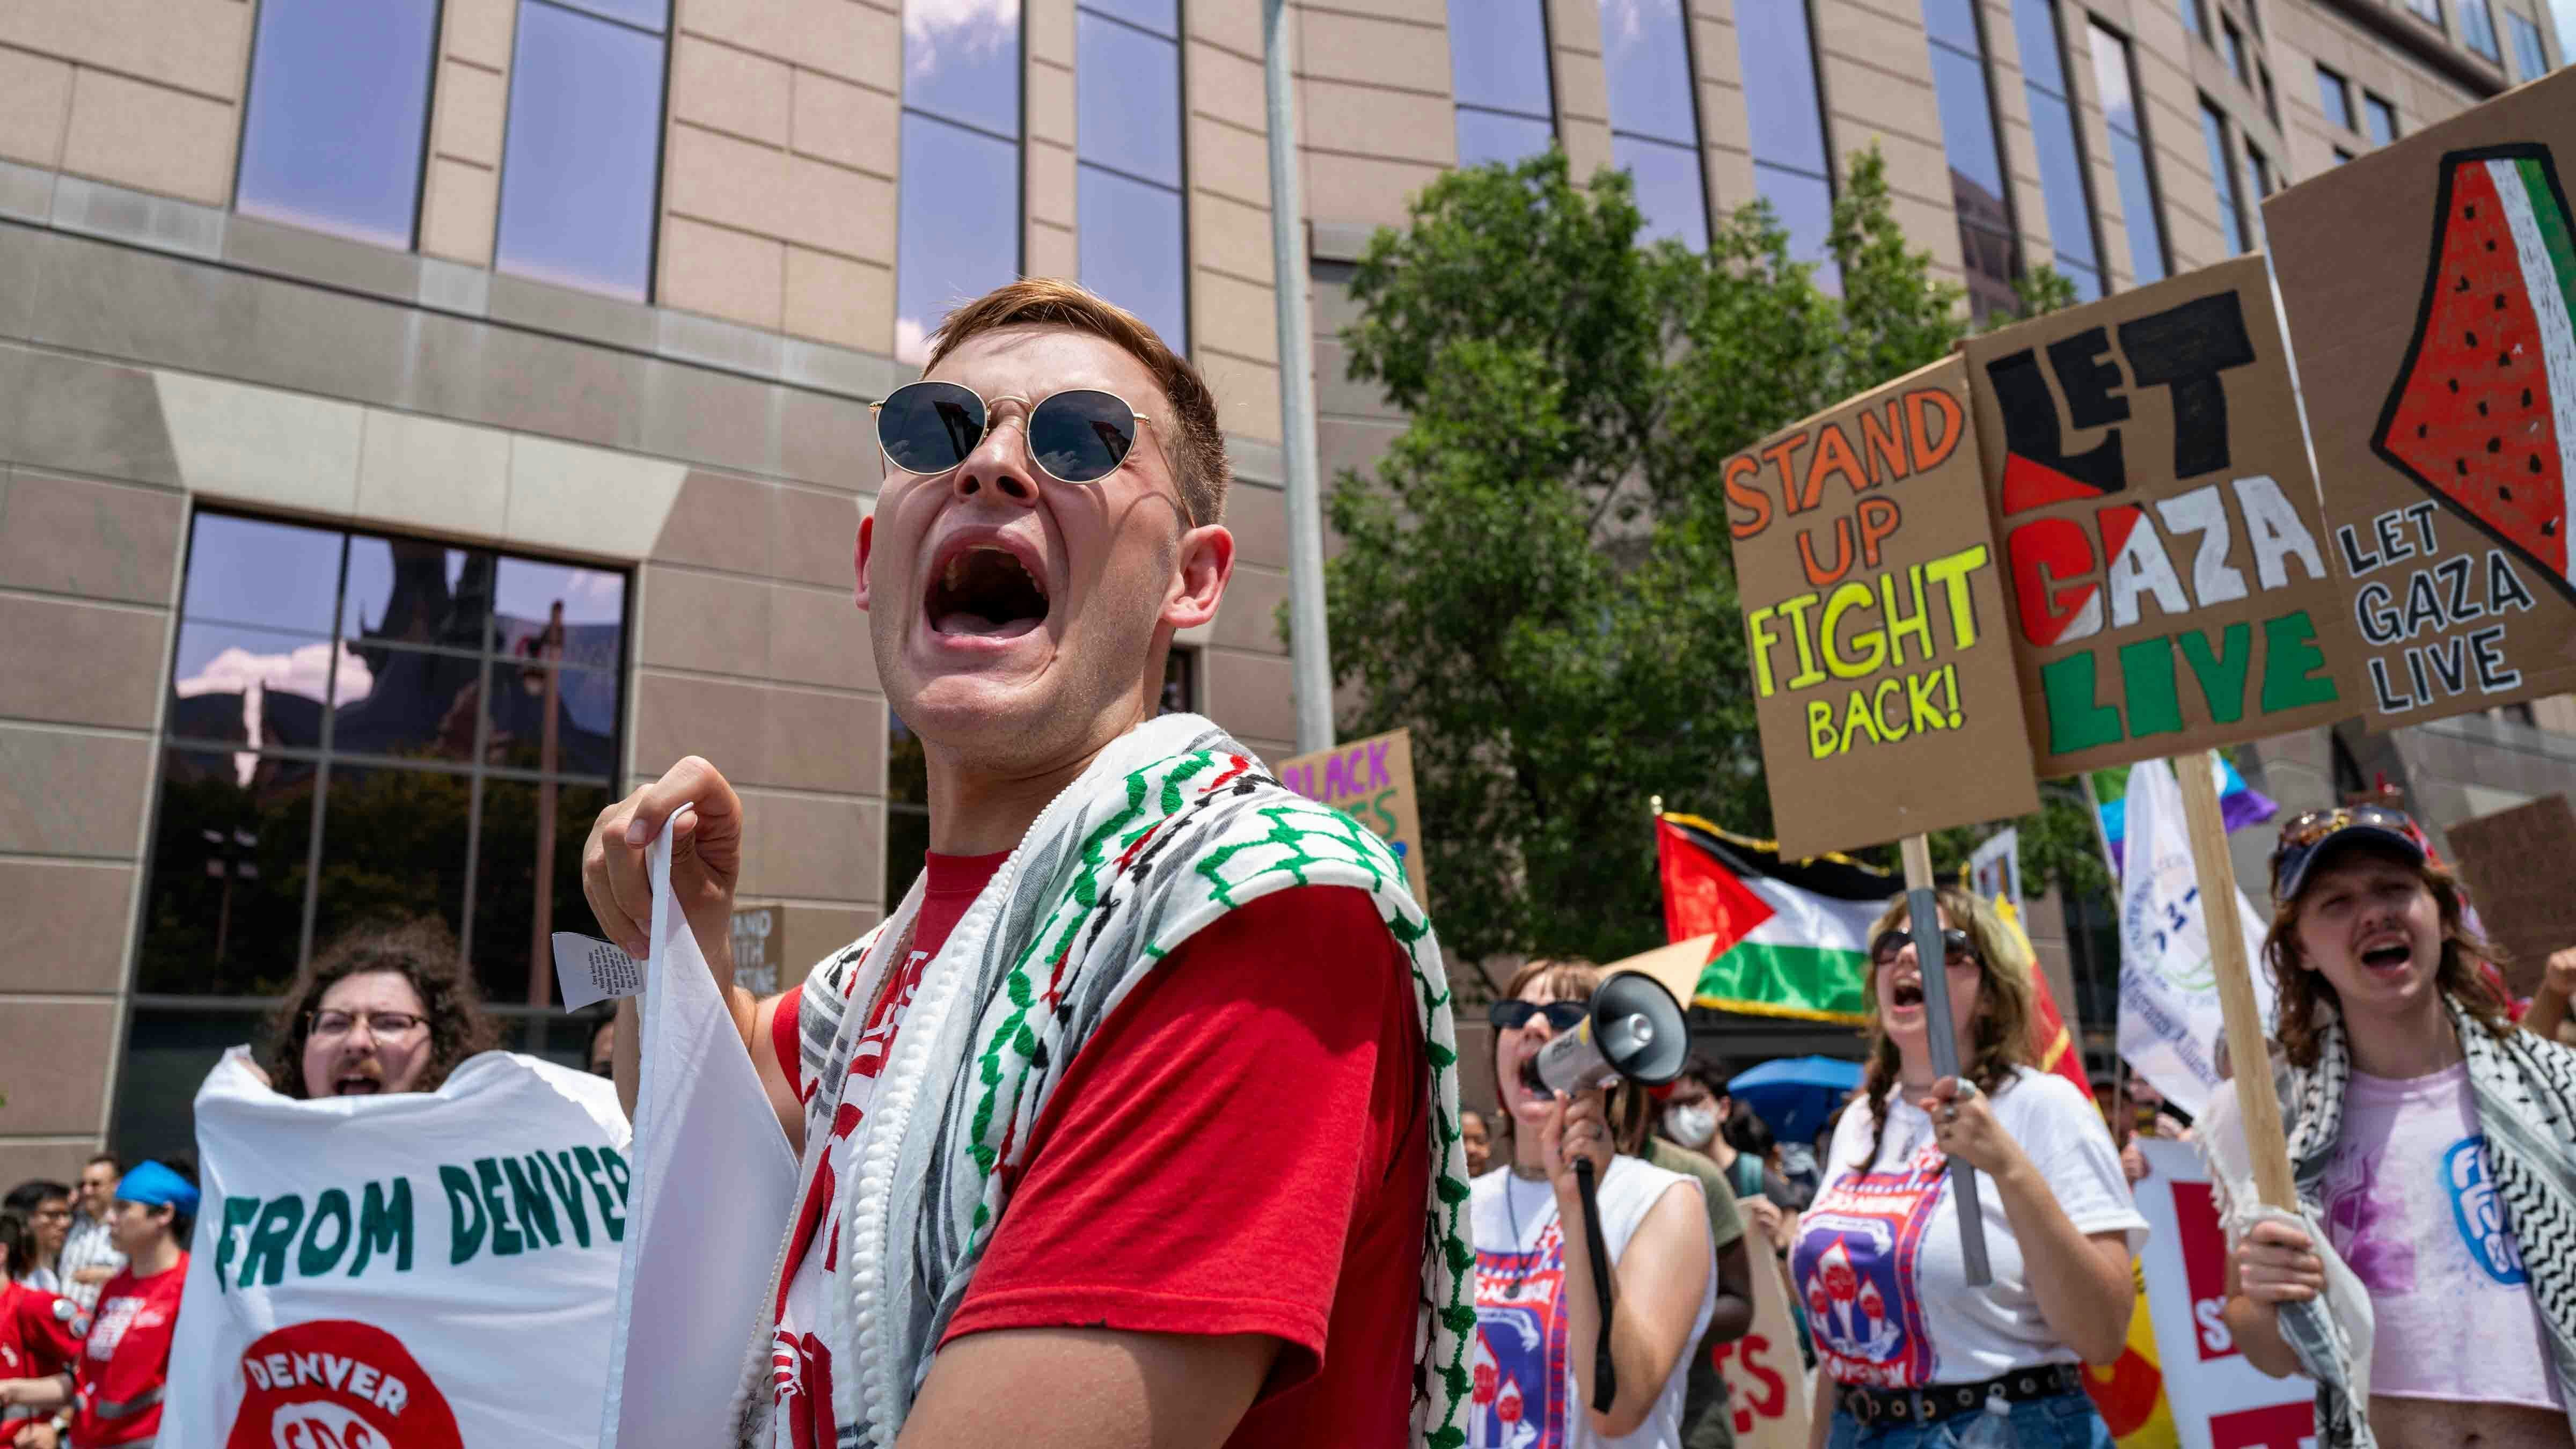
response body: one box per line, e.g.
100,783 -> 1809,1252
2322,1063 -> 2564,1411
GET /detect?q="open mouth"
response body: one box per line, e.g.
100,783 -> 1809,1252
1890,978 -> 1924,1008
332,1074 -> 384,1096
926,543 -> 1050,639
2360,941 -> 2413,972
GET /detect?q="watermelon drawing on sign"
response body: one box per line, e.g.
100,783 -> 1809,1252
2374,144 -> 2576,604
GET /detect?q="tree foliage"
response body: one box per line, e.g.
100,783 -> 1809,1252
1323,148 -> 2105,966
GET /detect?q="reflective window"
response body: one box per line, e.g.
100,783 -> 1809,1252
2316,64 -> 2353,130
1450,0 -> 1556,166
2089,24 -> 2167,285
897,0 -> 1026,363
1922,0 -> 2021,319
2363,92 -> 2398,145
235,0 -> 440,248
141,512 -> 627,1019
2221,17 -> 2248,84
2511,11 -> 2552,77
2245,140 -> 2273,247
1078,3 -> 1185,348
2259,63 -> 2278,127
494,0 -> 669,301
2178,0 -> 2207,39
2461,1 -> 2501,60
2404,0 -> 2443,25
2011,0 -> 2100,300
1736,0 -> 1838,281
2201,100 -> 2249,255
1600,0 -> 1707,248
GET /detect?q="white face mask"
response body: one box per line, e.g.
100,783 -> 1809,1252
1664,1102 -> 1718,1148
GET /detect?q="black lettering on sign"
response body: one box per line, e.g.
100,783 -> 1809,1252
1988,348 -> 2127,496
2116,291 -> 2258,480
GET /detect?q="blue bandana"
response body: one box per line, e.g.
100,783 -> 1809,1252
115,1161 -> 200,1216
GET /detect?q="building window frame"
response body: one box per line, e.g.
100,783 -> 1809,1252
1600,0 -> 1714,250
2201,97 -> 2251,255
2459,0 -> 2502,61
1733,0 -> 1840,280
1447,0 -> 1560,169
1075,1 -> 1189,351
2088,20 -> 2169,286
2316,63 -> 2354,131
1922,0 -> 2026,319
232,0 -> 443,252
2010,0 -> 2105,299
2508,8 -> 2553,78
490,0 -> 673,303
2362,91 -> 2400,145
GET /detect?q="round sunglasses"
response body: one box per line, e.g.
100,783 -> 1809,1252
1868,926 -> 1980,969
873,381 -> 1188,522
1488,1000 -> 1592,1033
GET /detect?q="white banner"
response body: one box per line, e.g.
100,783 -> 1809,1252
2130,1140 -> 2317,1449
1709,1203 -> 1813,1449
1968,828 -> 2023,914
601,809 -> 800,1448
163,1048 -> 632,1447
2116,758 -> 2274,1117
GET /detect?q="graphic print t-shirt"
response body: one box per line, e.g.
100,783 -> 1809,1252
71,1256 -> 186,1447
766,849 -> 1005,1449
2320,1063 -> 2563,1410
1468,1155 -> 1716,1449
1789,1069 -> 2144,1389
0,1280 -> 85,1427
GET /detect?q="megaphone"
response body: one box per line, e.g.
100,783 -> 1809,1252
1521,970 -> 1690,1096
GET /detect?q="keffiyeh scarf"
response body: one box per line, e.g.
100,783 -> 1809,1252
735,714 -> 1474,1448
2207,994 -> 2576,1447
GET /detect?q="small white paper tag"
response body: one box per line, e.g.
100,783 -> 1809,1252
553,932 -> 644,1011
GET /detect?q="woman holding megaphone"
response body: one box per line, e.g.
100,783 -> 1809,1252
1472,958 -> 1716,1448
1792,888 -> 2143,1449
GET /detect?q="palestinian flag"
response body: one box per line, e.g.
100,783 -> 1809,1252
2376,144 -> 2576,600
1657,814 -> 1887,1024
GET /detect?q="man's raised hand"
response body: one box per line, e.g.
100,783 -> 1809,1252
582,756 -> 745,969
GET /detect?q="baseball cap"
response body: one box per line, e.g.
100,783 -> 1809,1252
2269,802 -> 2426,902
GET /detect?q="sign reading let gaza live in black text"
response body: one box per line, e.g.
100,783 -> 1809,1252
1961,254 -> 2370,776
1721,354 -> 2039,859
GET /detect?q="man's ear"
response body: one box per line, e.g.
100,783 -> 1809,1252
854,513 -> 874,612
1163,524 -> 1235,630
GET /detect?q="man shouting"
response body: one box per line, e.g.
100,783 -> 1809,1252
583,280 -> 1468,1449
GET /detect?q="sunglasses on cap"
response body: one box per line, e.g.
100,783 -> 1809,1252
1868,926 -> 1979,969
1489,1000 -> 1591,1033
872,381 -> 1191,524
2268,803 -> 2424,899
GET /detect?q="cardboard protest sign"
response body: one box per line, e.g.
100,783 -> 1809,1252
163,1049 -> 632,1447
1275,727 -> 1432,905
1719,355 -> 2038,857
1962,255 -> 2370,775
1708,1204 -> 1813,1449
2128,1140 -> 2317,1449
2264,68 -> 2576,724
2443,792 -> 2576,998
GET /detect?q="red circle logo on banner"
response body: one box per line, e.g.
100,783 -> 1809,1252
225,1320 -> 464,1449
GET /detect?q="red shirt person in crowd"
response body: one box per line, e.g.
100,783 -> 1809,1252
586,279 -> 1454,1449
0,1209 -> 88,1447
0,1162 -> 192,1449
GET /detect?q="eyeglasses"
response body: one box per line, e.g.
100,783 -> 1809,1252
308,1009 -> 427,1042
30,1207 -> 70,1222
1868,927 -> 1980,969
873,381 -> 1190,522
1488,1000 -> 1592,1033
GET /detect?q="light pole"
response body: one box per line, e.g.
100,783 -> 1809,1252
1262,0 -> 1335,756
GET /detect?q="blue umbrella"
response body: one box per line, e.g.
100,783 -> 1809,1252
1727,1056 -> 1865,1145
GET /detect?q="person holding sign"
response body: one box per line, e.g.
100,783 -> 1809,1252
2215,804 -> 2576,1448
1792,888 -> 2143,1448
261,919 -> 499,1099
1473,959 -> 1717,1448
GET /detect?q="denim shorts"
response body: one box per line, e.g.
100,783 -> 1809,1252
1824,1388 -> 2116,1449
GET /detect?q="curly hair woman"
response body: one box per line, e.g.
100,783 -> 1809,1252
2214,803 -> 2576,1448
264,919 -> 499,1099
1792,887 -> 2143,1449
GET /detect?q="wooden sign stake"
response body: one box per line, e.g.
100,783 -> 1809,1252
2171,751 -> 2299,1210
1900,833 -> 1994,1286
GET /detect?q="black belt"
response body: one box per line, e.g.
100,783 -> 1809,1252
1834,1363 -> 2084,1428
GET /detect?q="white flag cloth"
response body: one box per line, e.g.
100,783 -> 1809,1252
599,810 -> 799,1448
2116,756 -> 2275,1116
161,1048 -> 631,1447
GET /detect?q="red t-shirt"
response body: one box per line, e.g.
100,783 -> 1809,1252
0,1279 -> 84,1429
72,1255 -> 185,1447
773,869 -> 1428,1448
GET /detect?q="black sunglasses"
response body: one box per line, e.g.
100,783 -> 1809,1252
873,381 -> 1185,516
1868,926 -> 1979,968
1489,1000 -> 1591,1033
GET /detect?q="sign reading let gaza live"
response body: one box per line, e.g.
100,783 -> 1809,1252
1961,255 -> 2368,776
1721,354 -> 2039,858
2264,68 -> 2576,726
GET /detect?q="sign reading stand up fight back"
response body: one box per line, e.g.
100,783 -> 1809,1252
1720,354 -> 2039,858
2263,67 -> 2576,724
1960,254 -> 2370,775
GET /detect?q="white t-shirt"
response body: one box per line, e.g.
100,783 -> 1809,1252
1468,1155 -> 1716,1449
2321,1063 -> 2563,1411
1790,1066 -> 2146,1389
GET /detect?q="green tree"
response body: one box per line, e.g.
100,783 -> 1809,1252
1324,148 -> 2106,965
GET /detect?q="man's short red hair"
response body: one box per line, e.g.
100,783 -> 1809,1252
924,278 -> 1231,526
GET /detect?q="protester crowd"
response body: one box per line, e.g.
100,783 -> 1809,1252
19,275 -> 2576,1449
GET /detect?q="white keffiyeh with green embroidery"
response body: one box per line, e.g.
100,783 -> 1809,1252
735,713 -> 1473,1447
